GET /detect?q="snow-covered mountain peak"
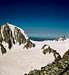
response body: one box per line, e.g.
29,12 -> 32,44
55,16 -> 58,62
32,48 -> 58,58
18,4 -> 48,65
0,23 -> 69,75
2,22 -> 28,39
0,23 -> 35,54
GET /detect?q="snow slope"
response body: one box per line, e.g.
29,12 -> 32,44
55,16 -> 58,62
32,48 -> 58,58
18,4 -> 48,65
0,23 -> 69,75
0,39 -> 69,75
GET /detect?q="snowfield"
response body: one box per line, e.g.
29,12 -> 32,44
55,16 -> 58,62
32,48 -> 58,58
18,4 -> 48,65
0,23 -> 69,75
0,39 -> 69,75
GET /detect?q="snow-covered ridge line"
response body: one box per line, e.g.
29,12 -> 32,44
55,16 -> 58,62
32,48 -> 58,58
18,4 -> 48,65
0,22 -> 35,54
0,22 -> 69,75
1,22 -> 28,40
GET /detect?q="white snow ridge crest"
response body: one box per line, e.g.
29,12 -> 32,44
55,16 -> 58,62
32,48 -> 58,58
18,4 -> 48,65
0,23 -> 69,75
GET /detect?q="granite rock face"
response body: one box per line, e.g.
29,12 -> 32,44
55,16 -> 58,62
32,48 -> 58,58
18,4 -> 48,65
24,39 -> 35,49
42,45 -> 61,62
26,50 -> 69,75
0,27 -> 3,43
14,27 -> 26,45
3,24 -> 15,49
0,23 -> 35,54
0,43 -> 7,54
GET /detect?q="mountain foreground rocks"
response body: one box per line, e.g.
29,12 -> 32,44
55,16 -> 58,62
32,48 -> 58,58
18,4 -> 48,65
26,49 -> 69,75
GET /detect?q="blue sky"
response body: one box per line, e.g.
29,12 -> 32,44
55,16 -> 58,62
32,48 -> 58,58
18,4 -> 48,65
0,0 -> 69,38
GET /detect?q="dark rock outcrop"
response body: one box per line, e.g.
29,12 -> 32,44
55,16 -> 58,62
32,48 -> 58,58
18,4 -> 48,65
0,43 -> 6,54
24,39 -> 35,49
41,44 -> 47,49
3,24 -> 14,49
14,27 -> 26,45
42,45 -> 61,62
0,23 -> 35,54
0,26 -> 3,43
26,49 -> 69,75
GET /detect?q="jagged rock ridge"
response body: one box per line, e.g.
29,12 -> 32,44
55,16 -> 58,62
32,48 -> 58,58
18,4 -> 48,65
26,49 -> 69,75
0,23 -> 35,54
42,44 -> 61,62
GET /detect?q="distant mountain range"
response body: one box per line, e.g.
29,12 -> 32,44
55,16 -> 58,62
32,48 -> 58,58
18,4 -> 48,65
29,37 -> 57,41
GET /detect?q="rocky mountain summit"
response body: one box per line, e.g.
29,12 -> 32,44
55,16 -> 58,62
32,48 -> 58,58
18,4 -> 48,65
0,23 -> 69,75
0,23 -> 35,54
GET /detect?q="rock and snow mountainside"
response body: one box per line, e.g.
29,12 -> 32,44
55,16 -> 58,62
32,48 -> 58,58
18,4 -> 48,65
0,23 -> 35,54
27,50 -> 69,75
0,23 -> 69,75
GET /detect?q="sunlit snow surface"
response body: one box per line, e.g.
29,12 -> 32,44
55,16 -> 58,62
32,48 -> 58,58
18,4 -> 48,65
0,39 -> 69,75
0,23 -> 69,75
